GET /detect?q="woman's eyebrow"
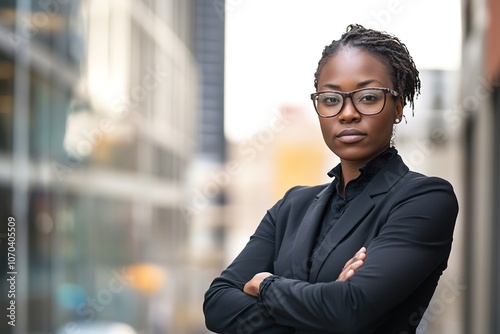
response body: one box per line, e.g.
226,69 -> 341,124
356,79 -> 384,87
320,83 -> 341,90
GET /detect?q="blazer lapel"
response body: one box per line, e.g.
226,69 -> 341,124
309,155 -> 409,282
309,192 -> 374,281
290,181 -> 336,280
364,154 -> 409,196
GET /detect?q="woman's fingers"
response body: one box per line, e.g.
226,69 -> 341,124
338,259 -> 364,281
343,247 -> 366,269
337,247 -> 366,281
243,272 -> 273,297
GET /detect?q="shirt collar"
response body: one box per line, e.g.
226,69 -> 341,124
327,147 -> 398,200
327,146 -> 398,180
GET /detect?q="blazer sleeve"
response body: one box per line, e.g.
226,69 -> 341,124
203,188 -> 298,334
256,176 -> 458,333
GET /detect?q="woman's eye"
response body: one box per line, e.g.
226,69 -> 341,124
359,94 -> 380,103
321,95 -> 341,105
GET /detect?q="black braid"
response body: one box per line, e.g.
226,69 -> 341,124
313,24 -> 421,114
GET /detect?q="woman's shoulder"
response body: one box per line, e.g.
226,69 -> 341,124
402,170 -> 455,189
387,153 -> 456,193
283,183 -> 331,199
268,183 -> 332,218
393,170 -> 458,208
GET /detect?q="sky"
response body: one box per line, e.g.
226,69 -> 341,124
224,0 -> 462,140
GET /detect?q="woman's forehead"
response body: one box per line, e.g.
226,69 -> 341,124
317,48 -> 393,89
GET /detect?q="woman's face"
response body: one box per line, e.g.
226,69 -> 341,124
316,47 -> 403,167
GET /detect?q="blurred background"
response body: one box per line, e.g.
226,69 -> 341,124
0,0 -> 498,333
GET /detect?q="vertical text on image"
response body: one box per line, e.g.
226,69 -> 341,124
6,217 -> 17,327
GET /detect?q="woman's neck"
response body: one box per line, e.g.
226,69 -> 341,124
338,146 -> 392,195
339,162 -> 363,196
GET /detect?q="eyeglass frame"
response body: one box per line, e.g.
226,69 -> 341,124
310,87 -> 401,118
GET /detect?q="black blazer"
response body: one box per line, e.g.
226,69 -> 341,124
204,154 -> 459,334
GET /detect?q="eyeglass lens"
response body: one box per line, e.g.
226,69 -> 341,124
314,89 -> 387,117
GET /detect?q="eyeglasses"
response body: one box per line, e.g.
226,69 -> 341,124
310,87 -> 400,118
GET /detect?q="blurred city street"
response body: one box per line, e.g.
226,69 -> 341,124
0,0 -> 499,333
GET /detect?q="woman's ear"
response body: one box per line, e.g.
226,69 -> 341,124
395,97 -> 404,120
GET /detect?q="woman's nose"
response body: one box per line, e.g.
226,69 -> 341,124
338,97 -> 361,122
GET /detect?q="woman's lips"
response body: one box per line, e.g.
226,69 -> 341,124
336,129 -> 367,143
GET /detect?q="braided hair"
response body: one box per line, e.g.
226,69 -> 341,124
313,24 -> 421,114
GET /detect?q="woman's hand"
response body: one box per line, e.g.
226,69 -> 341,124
243,247 -> 366,297
337,247 -> 366,282
243,272 -> 273,297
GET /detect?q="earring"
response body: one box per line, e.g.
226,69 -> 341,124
395,118 -> 401,124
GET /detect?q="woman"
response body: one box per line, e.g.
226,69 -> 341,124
203,24 -> 458,334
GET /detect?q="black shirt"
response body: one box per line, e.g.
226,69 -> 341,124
311,147 -> 398,259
